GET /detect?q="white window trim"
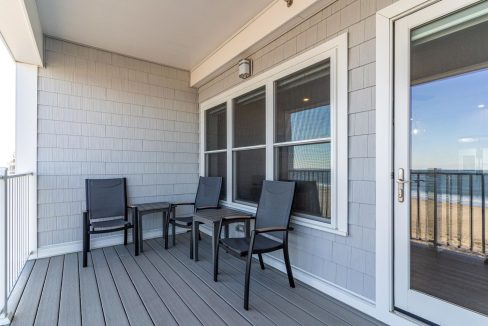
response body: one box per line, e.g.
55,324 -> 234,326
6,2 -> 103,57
200,33 -> 349,235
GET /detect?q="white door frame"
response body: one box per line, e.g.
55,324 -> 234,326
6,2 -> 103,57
376,0 -> 488,325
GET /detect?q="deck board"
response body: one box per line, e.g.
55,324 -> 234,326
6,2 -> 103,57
103,247 -> 153,326
181,235 -> 351,326
122,245 -> 203,325
162,240 -> 277,326
113,245 -> 178,326
91,249 -> 130,326
58,253 -> 81,326
165,237 -> 328,326
8,235 -> 382,326
11,259 -> 49,326
193,234 -> 380,325
143,240 -> 230,326
148,239 -> 254,326
78,253 -> 105,326
34,256 -> 63,326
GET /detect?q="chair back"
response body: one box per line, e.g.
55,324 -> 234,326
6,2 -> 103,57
255,180 -> 296,241
194,176 -> 222,210
85,178 -> 127,219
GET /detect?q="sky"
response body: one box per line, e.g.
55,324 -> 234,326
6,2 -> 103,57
0,36 -> 15,168
291,106 -> 331,170
411,68 -> 488,171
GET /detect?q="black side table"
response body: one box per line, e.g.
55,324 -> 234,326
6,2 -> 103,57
132,202 -> 171,253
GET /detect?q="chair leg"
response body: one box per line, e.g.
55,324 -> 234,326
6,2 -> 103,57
258,254 -> 265,270
172,221 -> 176,246
83,212 -> 88,267
213,241 -> 220,282
244,253 -> 253,310
283,246 -> 295,288
124,228 -> 128,245
190,228 -> 194,259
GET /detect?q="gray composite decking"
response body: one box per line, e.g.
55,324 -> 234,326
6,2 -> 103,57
411,243 -> 488,316
8,233 -> 383,326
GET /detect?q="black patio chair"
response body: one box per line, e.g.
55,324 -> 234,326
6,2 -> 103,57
83,178 -> 137,267
168,176 -> 222,257
214,180 -> 296,310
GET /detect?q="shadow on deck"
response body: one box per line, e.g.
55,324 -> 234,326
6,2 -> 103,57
9,233 -> 383,326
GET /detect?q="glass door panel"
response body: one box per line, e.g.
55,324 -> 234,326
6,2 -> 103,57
394,1 -> 488,324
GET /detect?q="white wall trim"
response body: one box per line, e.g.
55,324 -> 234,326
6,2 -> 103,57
14,63 -> 38,256
190,0 -> 336,87
200,34 -> 349,235
375,0 -> 438,324
30,228 -> 187,260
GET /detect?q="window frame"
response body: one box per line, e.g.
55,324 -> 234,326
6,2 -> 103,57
200,33 -> 348,235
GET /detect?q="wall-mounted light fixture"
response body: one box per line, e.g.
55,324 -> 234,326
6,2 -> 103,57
284,0 -> 293,7
238,59 -> 252,79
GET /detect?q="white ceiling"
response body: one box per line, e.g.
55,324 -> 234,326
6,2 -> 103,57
36,0 -> 275,70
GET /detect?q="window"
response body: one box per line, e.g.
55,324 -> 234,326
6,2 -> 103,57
275,61 -> 332,222
200,33 -> 348,234
204,104 -> 227,199
233,88 -> 266,204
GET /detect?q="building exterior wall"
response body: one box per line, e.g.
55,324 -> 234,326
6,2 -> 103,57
37,37 -> 199,248
198,0 -> 395,301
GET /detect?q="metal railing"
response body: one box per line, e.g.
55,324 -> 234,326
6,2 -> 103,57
286,168 -> 331,218
0,168 -> 34,322
410,169 -> 488,255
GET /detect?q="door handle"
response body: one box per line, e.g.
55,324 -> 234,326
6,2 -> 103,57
396,168 -> 409,203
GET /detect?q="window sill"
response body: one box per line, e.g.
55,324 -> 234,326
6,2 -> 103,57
220,200 -> 348,236
291,215 -> 348,236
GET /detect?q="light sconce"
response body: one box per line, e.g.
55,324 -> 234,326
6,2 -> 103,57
238,59 -> 252,79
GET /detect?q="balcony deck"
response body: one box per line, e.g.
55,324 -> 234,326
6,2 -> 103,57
8,233 -> 382,326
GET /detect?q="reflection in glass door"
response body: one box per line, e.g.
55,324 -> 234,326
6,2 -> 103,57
394,1 -> 488,324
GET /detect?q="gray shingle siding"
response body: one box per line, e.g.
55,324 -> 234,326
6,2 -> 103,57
37,37 -> 199,248
198,0 -> 396,301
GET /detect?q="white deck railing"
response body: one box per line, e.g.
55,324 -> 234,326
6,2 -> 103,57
0,168 -> 34,323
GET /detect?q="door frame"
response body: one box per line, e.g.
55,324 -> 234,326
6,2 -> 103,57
376,0 -> 486,324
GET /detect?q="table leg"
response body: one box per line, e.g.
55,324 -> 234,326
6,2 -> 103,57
163,210 -> 169,250
245,219 -> 251,237
224,224 -> 229,238
139,212 -> 144,253
192,220 -> 199,261
134,207 -> 140,256
212,223 -> 220,268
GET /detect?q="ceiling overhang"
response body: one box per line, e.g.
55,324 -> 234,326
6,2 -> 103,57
0,0 -> 43,66
190,0 -> 336,87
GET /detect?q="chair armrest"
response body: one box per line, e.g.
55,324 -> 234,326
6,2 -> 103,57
254,227 -> 288,234
195,206 -> 221,210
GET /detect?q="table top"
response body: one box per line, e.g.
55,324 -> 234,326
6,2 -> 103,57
132,202 -> 171,212
192,207 -> 253,223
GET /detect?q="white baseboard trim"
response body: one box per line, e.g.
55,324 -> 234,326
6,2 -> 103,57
30,228 -> 188,260
263,253 -> 375,302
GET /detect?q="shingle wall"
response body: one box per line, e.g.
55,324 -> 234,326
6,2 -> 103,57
37,37 -> 199,247
198,0 -> 396,301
